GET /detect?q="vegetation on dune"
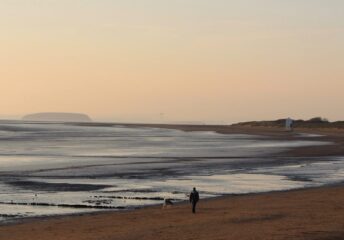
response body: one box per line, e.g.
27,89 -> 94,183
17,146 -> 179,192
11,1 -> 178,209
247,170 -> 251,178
232,117 -> 344,129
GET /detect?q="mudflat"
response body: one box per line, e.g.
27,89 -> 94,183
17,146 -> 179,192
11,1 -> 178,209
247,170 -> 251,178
1,125 -> 344,240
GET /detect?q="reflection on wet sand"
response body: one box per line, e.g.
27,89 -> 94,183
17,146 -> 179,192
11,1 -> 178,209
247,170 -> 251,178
0,121 -> 339,223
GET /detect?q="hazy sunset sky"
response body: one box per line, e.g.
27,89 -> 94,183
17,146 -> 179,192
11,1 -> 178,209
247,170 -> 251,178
1,0 -> 343,123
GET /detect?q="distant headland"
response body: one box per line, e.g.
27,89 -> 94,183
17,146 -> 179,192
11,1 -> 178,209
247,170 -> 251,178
22,112 -> 92,122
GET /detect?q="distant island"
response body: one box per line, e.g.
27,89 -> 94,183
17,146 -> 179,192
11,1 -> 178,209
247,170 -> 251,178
22,112 -> 92,122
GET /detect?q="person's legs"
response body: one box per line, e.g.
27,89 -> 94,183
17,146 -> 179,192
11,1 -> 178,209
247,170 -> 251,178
192,202 -> 196,213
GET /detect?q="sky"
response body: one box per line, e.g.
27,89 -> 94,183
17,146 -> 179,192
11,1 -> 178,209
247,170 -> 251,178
1,0 -> 343,123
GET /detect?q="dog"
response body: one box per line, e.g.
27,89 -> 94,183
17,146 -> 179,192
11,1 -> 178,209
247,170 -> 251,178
162,198 -> 174,209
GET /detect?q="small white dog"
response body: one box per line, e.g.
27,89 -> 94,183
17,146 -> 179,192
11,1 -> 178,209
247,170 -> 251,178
162,198 -> 174,209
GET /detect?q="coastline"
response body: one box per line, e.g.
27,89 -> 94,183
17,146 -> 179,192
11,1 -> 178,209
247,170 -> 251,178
122,124 -> 344,157
0,124 -> 343,239
1,185 -> 344,240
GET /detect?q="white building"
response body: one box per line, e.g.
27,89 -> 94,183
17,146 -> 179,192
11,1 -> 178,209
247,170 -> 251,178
285,117 -> 293,131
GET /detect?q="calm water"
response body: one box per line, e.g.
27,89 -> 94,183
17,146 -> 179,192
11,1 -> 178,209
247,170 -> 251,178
0,121 -> 340,223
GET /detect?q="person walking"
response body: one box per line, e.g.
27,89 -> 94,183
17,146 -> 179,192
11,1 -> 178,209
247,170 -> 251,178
189,187 -> 199,213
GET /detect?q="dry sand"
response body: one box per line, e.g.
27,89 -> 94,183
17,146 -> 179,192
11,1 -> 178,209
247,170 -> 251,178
1,125 -> 344,240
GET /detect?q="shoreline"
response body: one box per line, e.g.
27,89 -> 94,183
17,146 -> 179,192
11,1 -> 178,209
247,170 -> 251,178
123,124 -> 344,157
1,180 -> 339,228
1,184 -> 344,239
0,124 -> 344,239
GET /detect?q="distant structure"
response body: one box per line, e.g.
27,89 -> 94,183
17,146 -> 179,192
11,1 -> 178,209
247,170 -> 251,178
22,112 -> 92,122
285,117 -> 293,131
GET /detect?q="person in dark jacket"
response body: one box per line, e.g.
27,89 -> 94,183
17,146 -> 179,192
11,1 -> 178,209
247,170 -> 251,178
189,187 -> 199,213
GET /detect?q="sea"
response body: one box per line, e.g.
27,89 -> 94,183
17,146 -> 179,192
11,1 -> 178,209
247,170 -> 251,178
0,120 -> 342,223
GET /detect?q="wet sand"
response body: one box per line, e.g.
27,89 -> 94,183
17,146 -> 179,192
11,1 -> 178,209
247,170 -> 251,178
128,124 -> 344,157
1,125 -> 344,240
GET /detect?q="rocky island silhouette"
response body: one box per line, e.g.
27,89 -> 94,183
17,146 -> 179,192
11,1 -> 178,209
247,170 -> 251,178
22,112 -> 92,122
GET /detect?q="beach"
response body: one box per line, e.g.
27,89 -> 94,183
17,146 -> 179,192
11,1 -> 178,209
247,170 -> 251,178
0,125 -> 343,239
0,185 -> 343,240
2,0 -> 343,238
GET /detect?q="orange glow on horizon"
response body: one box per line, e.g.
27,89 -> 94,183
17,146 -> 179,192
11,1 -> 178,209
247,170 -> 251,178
1,1 -> 343,123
